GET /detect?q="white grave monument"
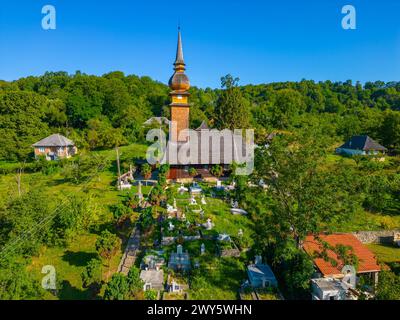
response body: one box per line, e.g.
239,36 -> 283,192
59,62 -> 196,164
201,195 -> 207,205
200,243 -> 205,255
205,218 -> 213,230
137,181 -> 143,200
178,183 -> 188,194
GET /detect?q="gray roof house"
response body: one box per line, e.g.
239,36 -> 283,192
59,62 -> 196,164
336,135 -> 387,156
32,134 -> 77,160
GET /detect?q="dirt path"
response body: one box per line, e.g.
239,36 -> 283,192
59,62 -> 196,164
117,226 -> 141,275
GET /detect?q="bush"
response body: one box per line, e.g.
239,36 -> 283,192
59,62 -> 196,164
188,167 -> 197,177
144,289 -> 158,300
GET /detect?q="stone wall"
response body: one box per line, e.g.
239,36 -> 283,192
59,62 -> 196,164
351,230 -> 400,244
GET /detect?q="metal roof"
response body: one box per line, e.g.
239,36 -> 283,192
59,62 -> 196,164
339,135 -> 387,151
32,134 -> 75,147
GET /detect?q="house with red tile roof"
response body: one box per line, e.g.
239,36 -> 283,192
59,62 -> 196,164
303,233 -> 381,300
303,233 -> 380,281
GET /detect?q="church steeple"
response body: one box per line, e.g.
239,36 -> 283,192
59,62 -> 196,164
174,28 -> 185,67
169,28 -> 190,142
169,28 -> 190,92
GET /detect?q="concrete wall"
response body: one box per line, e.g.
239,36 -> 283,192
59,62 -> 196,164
351,230 -> 399,244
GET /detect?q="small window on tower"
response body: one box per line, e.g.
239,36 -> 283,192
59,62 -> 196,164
177,95 -> 182,100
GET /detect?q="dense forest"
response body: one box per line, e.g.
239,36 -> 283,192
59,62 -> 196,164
1,71 -> 400,161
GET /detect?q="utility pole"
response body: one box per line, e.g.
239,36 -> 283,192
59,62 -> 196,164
116,147 -> 121,189
15,161 -> 25,196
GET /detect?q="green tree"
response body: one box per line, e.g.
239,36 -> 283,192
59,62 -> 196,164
210,164 -> 223,178
103,273 -> 129,300
144,289 -> 158,300
95,230 -> 121,280
141,163 -> 152,179
126,266 -> 144,295
380,110 -> 400,151
376,271 -> 400,300
81,258 -> 103,289
0,91 -> 50,160
215,74 -> 250,130
0,256 -> 45,300
269,89 -> 306,129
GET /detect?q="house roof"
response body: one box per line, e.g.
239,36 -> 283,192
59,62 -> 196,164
140,269 -> 164,285
247,263 -> 277,280
32,134 -> 75,147
339,135 -> 387,151
303,234 -> 381,277
161,130 -> 253,165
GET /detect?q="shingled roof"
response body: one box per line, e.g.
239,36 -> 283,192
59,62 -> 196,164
161,131 -> 253,165
32,134 -> 75,147
303,233 -> 381,277
339,135 -> 387,151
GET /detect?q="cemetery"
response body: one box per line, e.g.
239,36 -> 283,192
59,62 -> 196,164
133,180 -> 257,299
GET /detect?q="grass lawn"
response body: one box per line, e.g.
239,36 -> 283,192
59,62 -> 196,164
367,243 -> 400,265
29,233 -> 122,300
330,210 -> 400,232
189,256 -> 247,300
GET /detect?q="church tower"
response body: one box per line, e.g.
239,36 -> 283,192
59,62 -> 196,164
168,28 -> 190,142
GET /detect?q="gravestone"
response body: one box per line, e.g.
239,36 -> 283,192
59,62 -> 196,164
200,243 -> 205,255
201,196 -> 207,205
255,255 -> 262,265
177,244 -> 183,255
137,181 -> 143,201
206,218 -> 213,230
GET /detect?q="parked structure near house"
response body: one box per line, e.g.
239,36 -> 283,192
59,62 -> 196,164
303,234 -> 381,287
247,256 -> 278,288
311,277 -> 357,300
32,134 -> 77,160
336,135 -> 387,156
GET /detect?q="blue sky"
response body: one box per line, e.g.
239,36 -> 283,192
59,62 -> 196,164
0,0 -> 399,88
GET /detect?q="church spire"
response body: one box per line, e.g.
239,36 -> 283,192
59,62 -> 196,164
174,27 -> 185,68
169,28 -> 190,91
168,27 -> 190,143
